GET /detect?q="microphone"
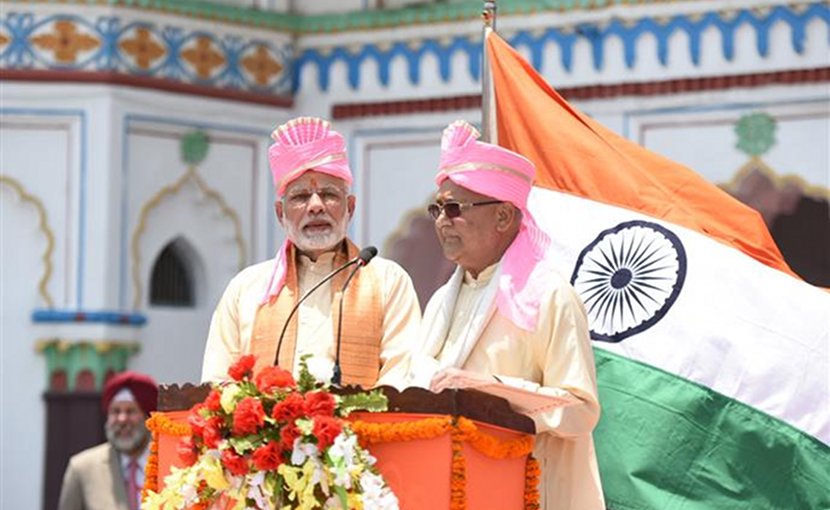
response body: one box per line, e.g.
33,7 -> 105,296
331,246 -> 378,385
273,248 -> 369,367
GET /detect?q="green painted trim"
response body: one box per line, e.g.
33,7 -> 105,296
593,348 -> 829,510
10,0 -> 683,33
38,340 -> 140,390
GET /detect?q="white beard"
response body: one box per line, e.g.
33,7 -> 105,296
106,420 -> 149,453
285,212 -> 349,253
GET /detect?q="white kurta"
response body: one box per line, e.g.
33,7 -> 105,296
410,263 -> 605,510
201,251 -> 421,388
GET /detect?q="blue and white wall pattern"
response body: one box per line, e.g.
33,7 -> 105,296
0,11 -> 293,95
294,4 -> 829,91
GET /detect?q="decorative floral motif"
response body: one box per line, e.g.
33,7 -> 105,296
119,27 -> 166,70
242,45 -> 284,87
30,20 -> 100,63
735,112 -> 777,158
181,36 -> 226,79
142,355 -> 397,510
180,130 -> 210,166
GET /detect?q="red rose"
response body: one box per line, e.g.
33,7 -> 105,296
251,441 -> 282,471
204,389 -> 222,412
312,416 -> 342,450
177,436 -> 199,467
221,448 -> 249,476
228,355 -> 256,381
304,391 -> 336,417
255,366 -> 295,393
202,416 -> 224,449
271,392 -> 305,422
279,423 -> 300,452
232,397 -> 265,437
187,403 -> 208,439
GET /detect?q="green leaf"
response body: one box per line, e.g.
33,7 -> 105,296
337,389 -> 389,416
295,418 -> 313,435
228,434 -> 260,453
335,484 -> 349,509
274,473 -> 284,508
296,354 -> 319,392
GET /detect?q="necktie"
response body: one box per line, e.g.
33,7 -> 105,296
126,458 -> 139,510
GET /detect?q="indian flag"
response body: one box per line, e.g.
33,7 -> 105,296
486,31 -> 829,509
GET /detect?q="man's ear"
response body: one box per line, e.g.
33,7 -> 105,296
346,194 -> 356,220
495,203 -> 517,232
275,200 -> 285,227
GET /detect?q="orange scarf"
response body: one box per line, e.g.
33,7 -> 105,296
250,240 -> 383,387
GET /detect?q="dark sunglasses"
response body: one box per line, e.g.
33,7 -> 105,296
427,200 -> 503,220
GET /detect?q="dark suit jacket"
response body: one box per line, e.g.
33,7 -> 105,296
58,443 -> 130,510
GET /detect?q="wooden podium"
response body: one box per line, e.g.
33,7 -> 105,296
148,385 -> 539,509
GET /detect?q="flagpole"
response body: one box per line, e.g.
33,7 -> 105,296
481,0 -> 497,143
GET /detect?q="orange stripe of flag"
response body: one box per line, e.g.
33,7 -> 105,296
485,31 -> 798,279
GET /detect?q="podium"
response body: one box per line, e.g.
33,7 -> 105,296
147,385 -> 539,509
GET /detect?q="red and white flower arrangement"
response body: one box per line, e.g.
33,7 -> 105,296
142,355 -> 398,510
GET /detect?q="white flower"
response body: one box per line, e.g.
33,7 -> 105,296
243,470 -> 272,508
179,483 -> 198,505
328,432 -> 360,488
360,471 -> 400,510
329,432 -> 357,466
220,383 -> 242,413
323,495 -> 341,509
291,439 -> 319,465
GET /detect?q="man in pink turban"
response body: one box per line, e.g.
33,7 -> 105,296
201,117 -> 420,388
58,371 -> 158,510
408,121 -> 604,510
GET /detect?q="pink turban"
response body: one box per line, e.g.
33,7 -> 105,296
262,117 -> 353,302
102,371 -> 158,415
267,117 -> 352,196
437,120 -> 552,331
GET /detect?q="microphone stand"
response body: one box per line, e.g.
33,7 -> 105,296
273,257 -> 359,367
331,246 -> 378,386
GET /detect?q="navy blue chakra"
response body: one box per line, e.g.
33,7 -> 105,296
570,220 -> 687,343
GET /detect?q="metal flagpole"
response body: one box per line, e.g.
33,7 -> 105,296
481,0 -> 497,143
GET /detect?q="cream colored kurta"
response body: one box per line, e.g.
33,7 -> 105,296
201,250 -> 421,388
410,263 -> 605,510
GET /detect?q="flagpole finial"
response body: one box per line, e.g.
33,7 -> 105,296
482,0 -> 497,29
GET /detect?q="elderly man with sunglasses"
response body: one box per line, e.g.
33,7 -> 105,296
408,121 -> 605,510
201,117 -> 421,388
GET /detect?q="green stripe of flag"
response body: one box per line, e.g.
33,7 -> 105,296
593,348 -> 829,510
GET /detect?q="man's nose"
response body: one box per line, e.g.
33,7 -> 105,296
111,410 -> 132,423
434,209 -> 452,226
306,192 -> 325,212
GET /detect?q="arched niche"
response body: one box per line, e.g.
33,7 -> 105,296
149,236 -> 205,307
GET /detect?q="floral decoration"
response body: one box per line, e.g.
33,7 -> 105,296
142,354 -> 397,510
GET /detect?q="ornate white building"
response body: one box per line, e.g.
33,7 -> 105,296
1,0 -> 827,508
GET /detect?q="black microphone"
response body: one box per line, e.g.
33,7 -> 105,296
273,250 -> 365,367
331,246 -> 378,385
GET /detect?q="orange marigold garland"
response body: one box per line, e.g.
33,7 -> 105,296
350,416 -> 534,458
450,421 -> 467,510
143,427 -> 159,500
142,412 -> 192,498
351,416 -> 452,446
524,456 -> 541,510
455,417 -> 534,459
